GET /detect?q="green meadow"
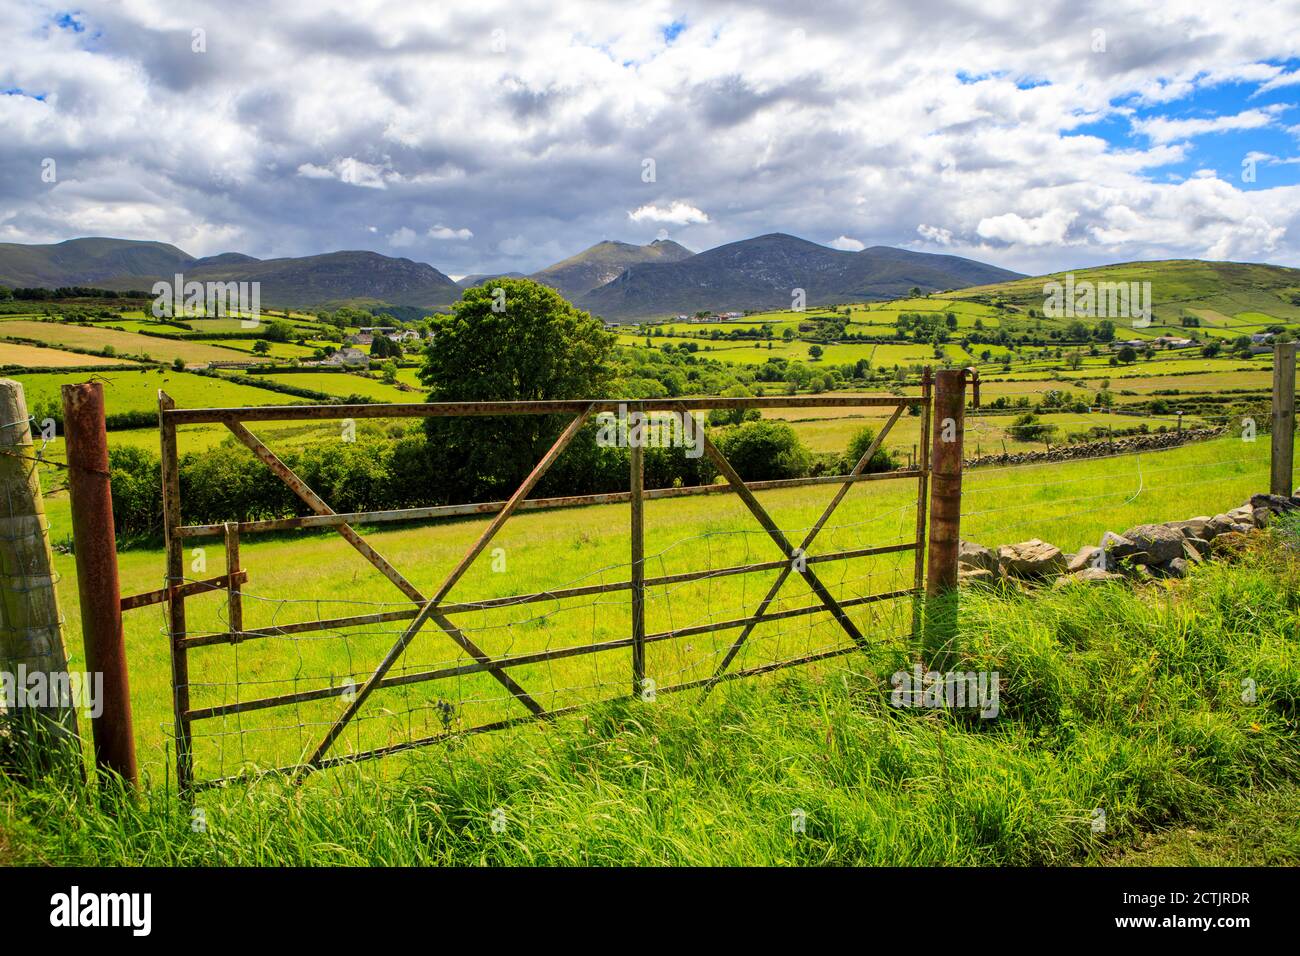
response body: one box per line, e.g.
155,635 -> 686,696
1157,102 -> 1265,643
10,368 -> 310,418
0,320 -> 258,365
27,432 -> 1281,789
3,443 -> 1294,865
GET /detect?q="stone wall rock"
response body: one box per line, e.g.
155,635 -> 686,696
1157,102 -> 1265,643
949,490 -> 1281,591
964,427 -> 1226,471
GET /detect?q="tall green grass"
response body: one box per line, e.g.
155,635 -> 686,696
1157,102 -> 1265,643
3,527 -> 1296,865
31,433 -> 1289,785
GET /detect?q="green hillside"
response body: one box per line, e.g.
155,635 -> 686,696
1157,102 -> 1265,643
949,259 -> 1300,335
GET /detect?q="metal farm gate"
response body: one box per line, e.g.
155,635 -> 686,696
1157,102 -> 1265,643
149,383 -> 933,793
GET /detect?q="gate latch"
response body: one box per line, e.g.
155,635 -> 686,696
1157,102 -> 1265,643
961,367 -> 981,409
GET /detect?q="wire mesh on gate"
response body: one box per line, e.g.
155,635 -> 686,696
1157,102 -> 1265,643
151,392 -> 932,790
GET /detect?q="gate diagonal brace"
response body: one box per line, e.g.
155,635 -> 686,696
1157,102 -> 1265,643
701,401 -> 907,695
679,404 -> 875,659
223,415 -> 594,774
258,405 -> 597,775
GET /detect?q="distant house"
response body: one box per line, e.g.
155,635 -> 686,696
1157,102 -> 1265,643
392,329 -> 421,342
602,321 -> 620,331
1153,336 -> 1194,349
1251,332 -> 1275,345
324,347 -> 369,367
347,332 -> 374,346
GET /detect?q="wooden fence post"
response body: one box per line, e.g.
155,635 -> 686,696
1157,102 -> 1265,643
0,379 -> 80,776
62,382 -> 137,787
924,369 -> 972,670
926,370 -> 968,597
158,391 -> 193,795
629,418 -> 646,699
1272,342 -> 1297,497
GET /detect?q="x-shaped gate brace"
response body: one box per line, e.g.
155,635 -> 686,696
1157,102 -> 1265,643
156,389 -> 930,792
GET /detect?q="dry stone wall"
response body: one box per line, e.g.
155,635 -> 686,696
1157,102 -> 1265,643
958,492 -> 1298,589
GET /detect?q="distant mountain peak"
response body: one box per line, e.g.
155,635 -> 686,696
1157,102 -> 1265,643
529,238 -> 697,301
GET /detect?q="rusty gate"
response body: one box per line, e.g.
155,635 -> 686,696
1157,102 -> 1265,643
146,383 -> 932,793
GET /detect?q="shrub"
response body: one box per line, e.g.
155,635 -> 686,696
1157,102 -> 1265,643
844,425 -> 899,473
107,446 -> 163,543
712,420 -> 810,481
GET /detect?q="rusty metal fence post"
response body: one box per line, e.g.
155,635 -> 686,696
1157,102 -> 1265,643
629,416 -> 646,699
1272,342 -> 1297,497
911,369 -> 933,638
61,382 -> 137,787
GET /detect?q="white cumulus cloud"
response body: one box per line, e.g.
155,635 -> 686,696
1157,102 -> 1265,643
428,224 -> 473,240
628,202 -> 710,225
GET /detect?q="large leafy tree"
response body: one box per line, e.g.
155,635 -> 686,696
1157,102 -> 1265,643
418,279 -> 615,501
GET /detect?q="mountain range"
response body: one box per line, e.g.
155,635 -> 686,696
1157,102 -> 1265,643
0,234 -> 1022,320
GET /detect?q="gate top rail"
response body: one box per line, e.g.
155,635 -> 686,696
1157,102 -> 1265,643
163,393 -> 917,425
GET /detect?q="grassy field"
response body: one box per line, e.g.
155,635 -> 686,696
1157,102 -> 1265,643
4,515 -> 1296,865
26,432 -> 1283,793
11,368 -> 311,418
257,371 -> 414,400
216,339 -> 323,359
0,342 -> 140,368
111,311 -> 332,334
0,321 -> 259,365
619,335 -> 956,367
779,409 -> 1201,455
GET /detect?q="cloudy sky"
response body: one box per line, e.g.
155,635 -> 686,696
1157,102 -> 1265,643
2,0 -> 1300,278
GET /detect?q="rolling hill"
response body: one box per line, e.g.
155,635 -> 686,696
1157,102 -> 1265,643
0,238 -> 462,309
178,251 -> 462,309
576,233 -> 1023,319
0,237 -> 193,287
949,259 -> 1300,333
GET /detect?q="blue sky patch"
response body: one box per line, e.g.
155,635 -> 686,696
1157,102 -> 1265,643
54,11 -> 85,33
1065,60 -> 1300,189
